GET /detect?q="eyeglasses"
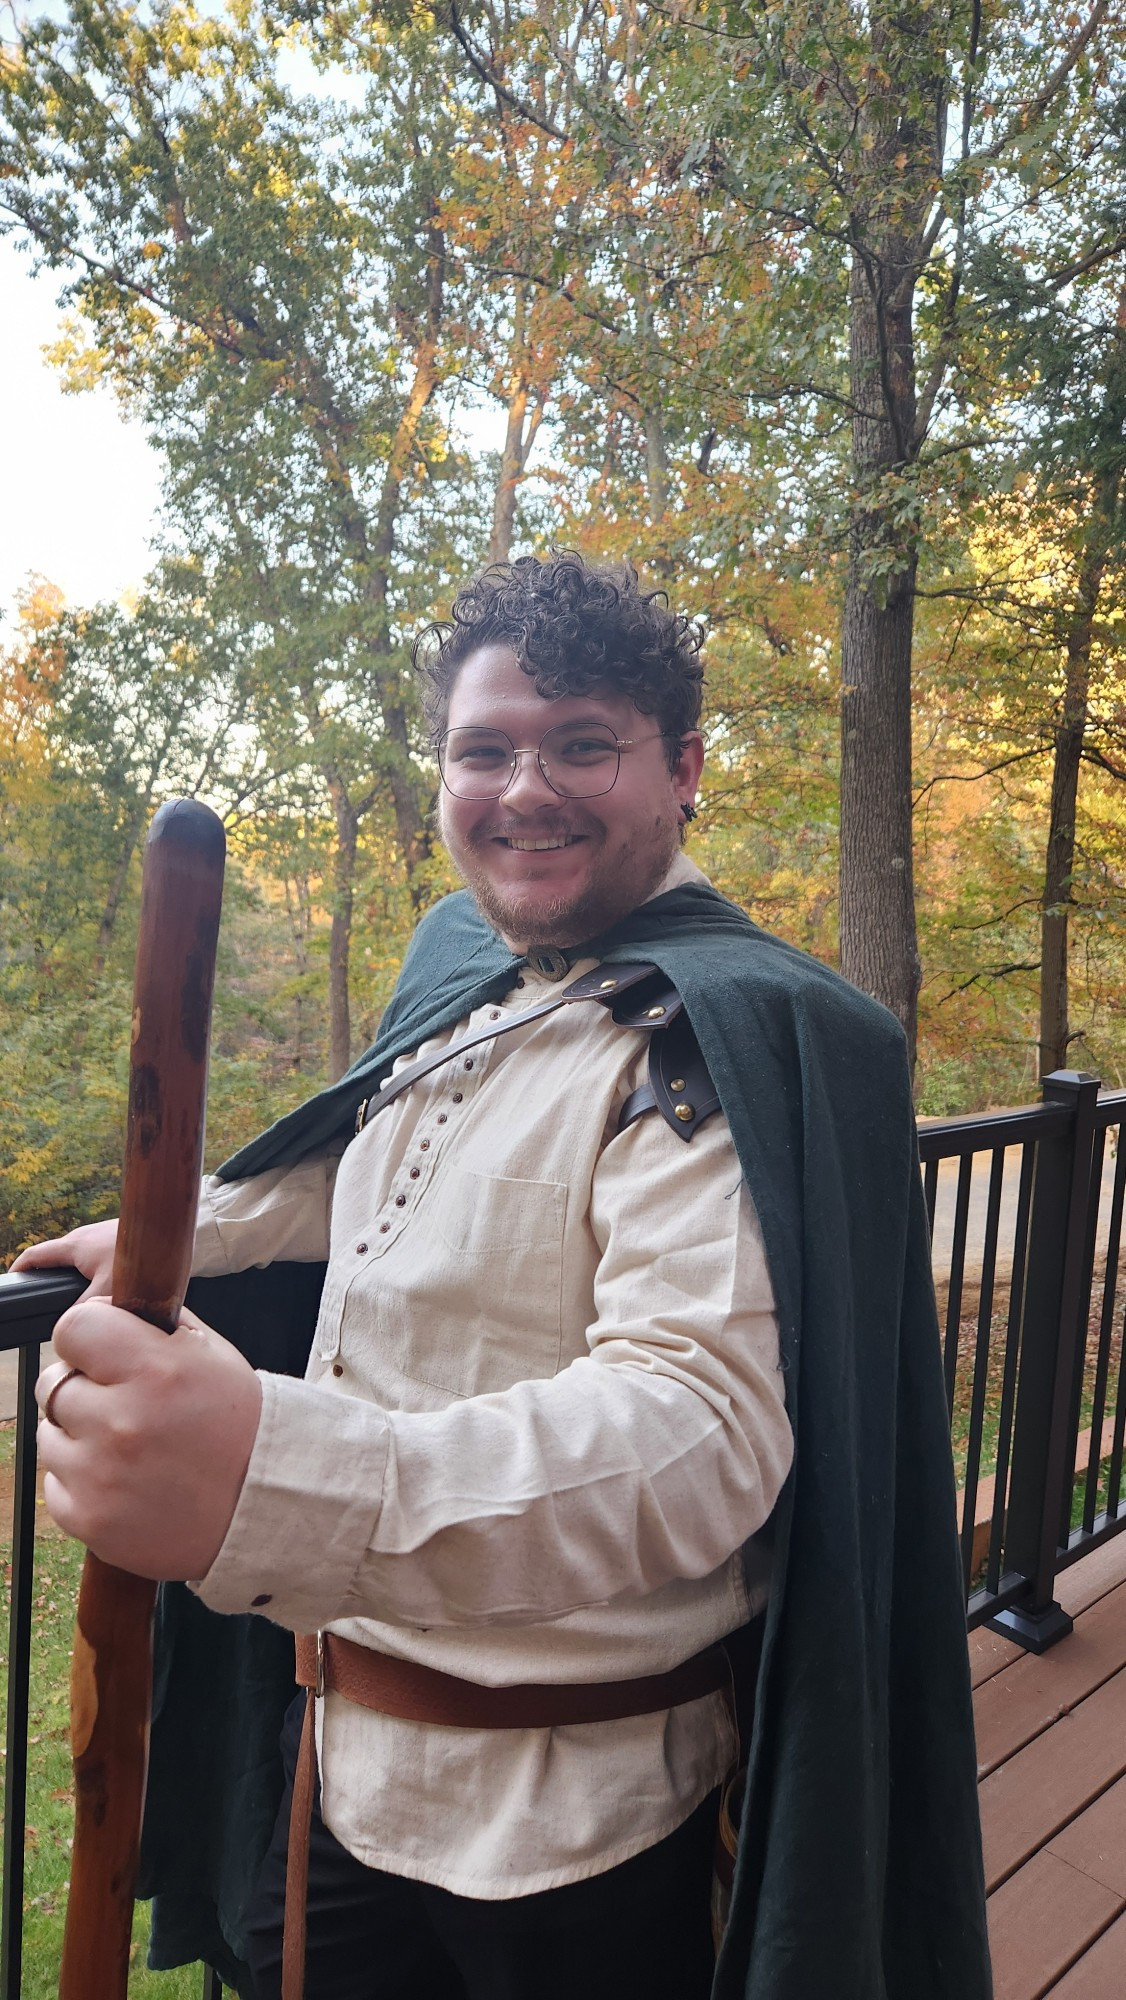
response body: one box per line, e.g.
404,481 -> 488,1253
436,723 -> 673,801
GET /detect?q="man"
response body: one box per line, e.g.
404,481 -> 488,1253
19,553 -> 991,2000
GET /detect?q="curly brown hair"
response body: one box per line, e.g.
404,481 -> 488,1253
413,552 -> 704,764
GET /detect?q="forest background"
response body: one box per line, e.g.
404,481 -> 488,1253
2,0 -> 1126,1258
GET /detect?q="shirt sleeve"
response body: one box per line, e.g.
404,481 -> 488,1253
191,1152 -> 340,1278
193,1105 -> 794,1634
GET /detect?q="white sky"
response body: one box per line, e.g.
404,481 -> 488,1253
1,232 -> 165,628
0,11 -> 514,635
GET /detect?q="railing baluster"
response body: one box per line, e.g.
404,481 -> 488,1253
1057,1124 -> 1106,1548
1,1345 -> 39,2000
986,1142 -> 1035,1597
1081,1136 -> 1125,1534
201,1966 -> 223,1998
1105,1117 -> 1126,1524
988,1072 -> 1101,1651
959,1149 -> 1005,1593
923,1156 -> 939,1239
943,1154 -> 974,1418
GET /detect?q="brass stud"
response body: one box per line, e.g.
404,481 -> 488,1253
646,1005 -> 666,1019
674,1103 -> 694,1122
670,1078 -> 686,1092
600,978 -> 617,989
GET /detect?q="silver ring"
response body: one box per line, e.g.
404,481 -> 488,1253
44,1366 -> 83,1431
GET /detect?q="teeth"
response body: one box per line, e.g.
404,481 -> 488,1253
506,837 -> 574,851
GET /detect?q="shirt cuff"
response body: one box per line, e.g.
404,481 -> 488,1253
190,1180 -> 229,1278
191,1373 -> 390,1631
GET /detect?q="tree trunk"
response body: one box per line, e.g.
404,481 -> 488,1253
839,243 -> 922,1067
490,286 -> 543,563
327,785 -> 359,1081
642,404 -> 670,524
1038,471 -> 1119,1073
88,799 -> 150,988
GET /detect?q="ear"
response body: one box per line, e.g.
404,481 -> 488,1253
671,731 -> 705,813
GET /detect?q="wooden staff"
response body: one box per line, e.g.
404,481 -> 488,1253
59,798 -> 225,2000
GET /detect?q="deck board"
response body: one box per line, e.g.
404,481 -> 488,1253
1048,1910 -> 1126,1998
976,1531 -> 1126,1998
974,1583 -> 1126,1777
970,1623 -> 1022,1690
1047,1776 -> 1126,1896
986,1850 -> 1122,2000
979,1667 -> 1126,1889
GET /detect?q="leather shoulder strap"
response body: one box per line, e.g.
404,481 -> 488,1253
354,960 -> 664,1133
619,1009 -> 722,1143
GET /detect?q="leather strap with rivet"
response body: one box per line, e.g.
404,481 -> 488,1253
354,961 -> 681,1135
619,1006 -> 722,1142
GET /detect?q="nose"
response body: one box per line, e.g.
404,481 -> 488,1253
499,746 -> 560,811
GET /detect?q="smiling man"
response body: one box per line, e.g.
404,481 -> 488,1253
21,554 -> 990,2000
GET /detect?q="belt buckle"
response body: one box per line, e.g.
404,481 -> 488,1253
316,1630 -> 325,1699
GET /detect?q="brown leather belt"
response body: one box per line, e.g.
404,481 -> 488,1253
282,1631 -> 730,2000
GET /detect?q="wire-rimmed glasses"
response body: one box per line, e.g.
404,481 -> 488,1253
436,723 -> 671,801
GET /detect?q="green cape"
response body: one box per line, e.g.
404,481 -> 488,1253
142,882 -> 991,1999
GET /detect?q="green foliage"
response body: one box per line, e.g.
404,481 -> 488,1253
1,0 -> 1125,1243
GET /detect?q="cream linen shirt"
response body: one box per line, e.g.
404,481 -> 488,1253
191,855 -> 794,1897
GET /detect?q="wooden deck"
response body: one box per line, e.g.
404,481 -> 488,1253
973,1529 -> 1126,1998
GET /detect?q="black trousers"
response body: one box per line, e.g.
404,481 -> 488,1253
245,1704 -> 718,2000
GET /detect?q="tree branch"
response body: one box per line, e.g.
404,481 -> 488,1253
443,1 -> 569,142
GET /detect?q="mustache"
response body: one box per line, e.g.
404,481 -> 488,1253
471,812 -> 602,841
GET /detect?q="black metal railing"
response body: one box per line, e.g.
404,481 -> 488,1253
0,1065 -> 1123,1986
921,1069 -> 1126,1647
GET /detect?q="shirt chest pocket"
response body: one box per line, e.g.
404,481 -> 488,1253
413,1167 -> 568,1399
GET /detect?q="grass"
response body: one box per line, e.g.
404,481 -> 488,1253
946,1279 -> 1124,1493
0,1426 -> 208,1997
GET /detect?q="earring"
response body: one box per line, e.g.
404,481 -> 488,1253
681,801 -> 698,823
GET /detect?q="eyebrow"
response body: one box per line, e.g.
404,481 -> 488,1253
458,709 -> 620,730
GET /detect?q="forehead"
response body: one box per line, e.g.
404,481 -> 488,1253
446,643 -> 638,733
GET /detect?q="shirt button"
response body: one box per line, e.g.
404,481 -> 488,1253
437,1113 -> 447,1124
452,1092 -> 463,1104
464,1059 -> 474,1071
251,1593 -> 272,1608
395,1194 -> 407,1207
379,1222 -> 390,1233
356,1241 -> 368,1254
409,1167 -> 420,1180
419,1139 -> 429,1151
490,1010 -> 501,1020
332,1363 -> 344,1378
516,977 -> 525,988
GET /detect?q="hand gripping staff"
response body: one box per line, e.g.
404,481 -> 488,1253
58,799 -> 225,2000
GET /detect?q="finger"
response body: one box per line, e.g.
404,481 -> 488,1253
35,1362 -> 93,1437
10,1237 -> 77,1272
51,1298 -> 171,1383
41,1467 -> 85,1545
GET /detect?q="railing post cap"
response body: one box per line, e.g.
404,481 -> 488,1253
1040,1069 -> 1101,1093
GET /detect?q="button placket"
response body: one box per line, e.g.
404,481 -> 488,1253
358,992 -> 501,1263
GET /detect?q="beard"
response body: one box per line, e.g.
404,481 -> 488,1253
444,806 -> 681,950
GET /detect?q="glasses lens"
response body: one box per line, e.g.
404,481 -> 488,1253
439,728 -> 516,798
538,723 -> 621,798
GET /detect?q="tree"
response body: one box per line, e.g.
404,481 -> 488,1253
1,0 -> 492,1073
640,0 -> 1126,1065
